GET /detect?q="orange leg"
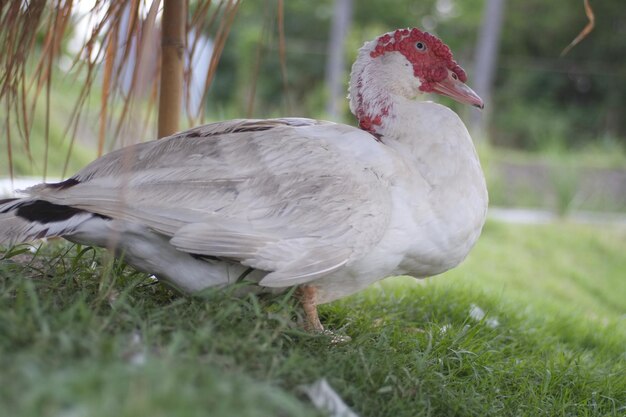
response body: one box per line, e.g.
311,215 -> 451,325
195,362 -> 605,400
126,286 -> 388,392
298,285 -> 324,332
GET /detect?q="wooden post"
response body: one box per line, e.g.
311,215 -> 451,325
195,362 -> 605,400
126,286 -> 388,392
158,0 -> 186,138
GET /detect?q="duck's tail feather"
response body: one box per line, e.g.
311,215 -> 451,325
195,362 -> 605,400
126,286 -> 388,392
0,198 -> 99,246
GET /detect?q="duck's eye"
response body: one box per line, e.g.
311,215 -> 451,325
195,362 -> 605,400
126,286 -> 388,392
415,42 -> 426,51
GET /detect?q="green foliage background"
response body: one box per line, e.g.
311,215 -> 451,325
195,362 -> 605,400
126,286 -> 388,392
207,0 -> 626,151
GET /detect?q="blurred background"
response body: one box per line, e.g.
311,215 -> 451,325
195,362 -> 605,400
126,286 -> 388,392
1,0 -> 625,219
1,5 -> 625,415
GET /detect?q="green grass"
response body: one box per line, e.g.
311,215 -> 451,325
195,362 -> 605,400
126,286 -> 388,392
480,146 -> 626,214
440,220 -> 626,320
1,220 -> 624,417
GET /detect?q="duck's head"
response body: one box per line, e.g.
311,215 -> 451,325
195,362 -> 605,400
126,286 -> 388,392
349,28 -> 483,134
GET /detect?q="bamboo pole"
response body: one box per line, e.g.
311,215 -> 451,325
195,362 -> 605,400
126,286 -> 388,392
158,0 -> 186,138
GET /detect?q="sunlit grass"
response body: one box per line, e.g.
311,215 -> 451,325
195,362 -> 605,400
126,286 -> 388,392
440,220 -> 626,321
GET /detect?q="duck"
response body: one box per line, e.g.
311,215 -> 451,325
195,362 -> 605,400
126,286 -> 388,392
0,28 -> 488,331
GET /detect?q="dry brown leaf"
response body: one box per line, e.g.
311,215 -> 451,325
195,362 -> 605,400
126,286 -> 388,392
0,1 -> 245,179
561,0 -> 595,57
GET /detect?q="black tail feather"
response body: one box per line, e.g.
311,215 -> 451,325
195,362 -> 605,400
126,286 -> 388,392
14,200 -> 87,223
0,198 -> 108,246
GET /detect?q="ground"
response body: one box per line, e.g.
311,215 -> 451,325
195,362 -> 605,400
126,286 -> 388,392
0,220 -> 625,417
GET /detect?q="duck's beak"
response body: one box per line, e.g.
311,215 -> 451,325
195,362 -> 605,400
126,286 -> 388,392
432,70 -> 484,109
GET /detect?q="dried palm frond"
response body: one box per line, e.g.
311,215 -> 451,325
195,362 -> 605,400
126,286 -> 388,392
0,0 -> 247,180
561,0 -> 595,57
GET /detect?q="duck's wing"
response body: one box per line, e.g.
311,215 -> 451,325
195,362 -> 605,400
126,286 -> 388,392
28,118 -> 395,287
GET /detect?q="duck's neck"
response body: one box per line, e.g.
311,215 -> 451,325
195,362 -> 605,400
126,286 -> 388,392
350,83 -> 394,140
349,49 -> 420,139
349,53 -> 481,183
368,94 -> 483,188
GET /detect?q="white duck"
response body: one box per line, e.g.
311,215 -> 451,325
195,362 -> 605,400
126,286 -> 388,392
0,28 -> 487,331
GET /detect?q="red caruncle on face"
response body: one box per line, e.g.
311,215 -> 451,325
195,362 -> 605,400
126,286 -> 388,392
370,28 -> 467,93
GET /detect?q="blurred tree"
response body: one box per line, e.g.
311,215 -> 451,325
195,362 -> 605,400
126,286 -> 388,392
492,0 -> 626,150
2,0 -> 624,174
325,0 -> 353,119
470,0 -> 505,140
210,0 -> 625,151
